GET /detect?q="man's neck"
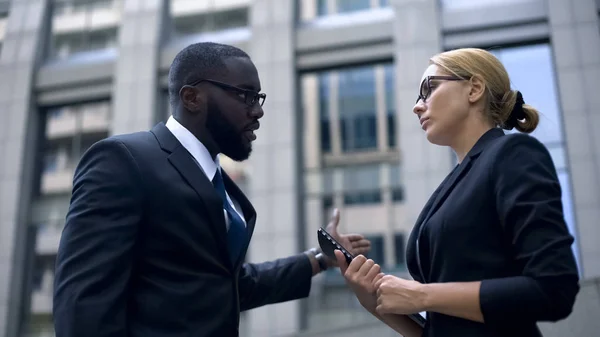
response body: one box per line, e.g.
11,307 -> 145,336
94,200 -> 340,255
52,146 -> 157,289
173,114 -> 219,160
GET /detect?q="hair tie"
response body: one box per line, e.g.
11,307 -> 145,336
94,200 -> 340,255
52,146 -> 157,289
506,91 -> 525,129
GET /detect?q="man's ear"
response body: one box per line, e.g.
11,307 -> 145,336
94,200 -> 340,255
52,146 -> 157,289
179,85 -> 206,112
468,75 -> 486,103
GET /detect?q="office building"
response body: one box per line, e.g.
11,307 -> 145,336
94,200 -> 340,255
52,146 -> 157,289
0,0 -> 599,336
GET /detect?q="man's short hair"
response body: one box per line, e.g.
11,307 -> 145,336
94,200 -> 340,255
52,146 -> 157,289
168,42 -> 250,108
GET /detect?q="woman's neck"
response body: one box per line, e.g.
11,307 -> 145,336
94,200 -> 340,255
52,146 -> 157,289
450,121 -> 493,164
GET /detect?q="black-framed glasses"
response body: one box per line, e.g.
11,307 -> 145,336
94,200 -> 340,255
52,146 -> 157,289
189,78 -> 267,107
416,75 -> 466,104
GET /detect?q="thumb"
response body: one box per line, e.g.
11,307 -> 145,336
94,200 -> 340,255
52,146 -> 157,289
334,250 -> 348,274
329,208 -> 341,235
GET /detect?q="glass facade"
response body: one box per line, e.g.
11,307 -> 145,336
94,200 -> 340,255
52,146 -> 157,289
314,63 -> 396,156
301,61 -> 406,333
49,0 -> 121,60
300,0 -> 389,20
0,1 -> 596,336
40,100 -> 111,196
0,12 -> 6,55
439,0 -> 533,11
170,0 -> 249,37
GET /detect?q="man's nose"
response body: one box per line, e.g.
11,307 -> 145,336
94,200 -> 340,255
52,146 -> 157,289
251,104 -> 264,119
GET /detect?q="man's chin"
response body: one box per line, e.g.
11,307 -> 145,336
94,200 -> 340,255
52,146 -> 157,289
222,145 -> 251,162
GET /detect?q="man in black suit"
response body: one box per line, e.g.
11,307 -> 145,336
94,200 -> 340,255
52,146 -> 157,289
53,42 -> 371,337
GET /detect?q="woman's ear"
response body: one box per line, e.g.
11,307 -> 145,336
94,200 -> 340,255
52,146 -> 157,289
468,75 -> 486,103
179,85 -> 206,113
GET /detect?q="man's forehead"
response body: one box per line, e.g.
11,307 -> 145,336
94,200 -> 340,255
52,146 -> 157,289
221,57 -> 260,88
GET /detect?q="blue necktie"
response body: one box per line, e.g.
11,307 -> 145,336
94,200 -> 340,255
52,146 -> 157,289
212,169 -> 248,265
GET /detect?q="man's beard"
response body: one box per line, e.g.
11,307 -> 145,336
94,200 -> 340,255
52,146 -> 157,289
206,101 -> 252,162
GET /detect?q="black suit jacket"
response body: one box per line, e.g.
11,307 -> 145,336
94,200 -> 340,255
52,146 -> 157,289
53,123 -> 313,337
406,128 -> 580,337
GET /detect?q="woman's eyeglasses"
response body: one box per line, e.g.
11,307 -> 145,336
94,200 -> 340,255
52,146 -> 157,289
416,75 -> 465,104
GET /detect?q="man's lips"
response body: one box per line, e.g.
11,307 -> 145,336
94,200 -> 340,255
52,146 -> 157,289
244,122 -> 260,141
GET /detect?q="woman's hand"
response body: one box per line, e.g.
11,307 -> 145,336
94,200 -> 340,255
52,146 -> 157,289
374,275 -> 428,316
335,251 -> 382,313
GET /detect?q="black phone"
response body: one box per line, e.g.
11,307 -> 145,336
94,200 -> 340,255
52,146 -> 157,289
409,313 -> 426,328
317,227 -> 354,264
317,228 -> 427,328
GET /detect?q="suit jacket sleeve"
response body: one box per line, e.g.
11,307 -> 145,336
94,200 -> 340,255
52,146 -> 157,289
238,254 -> 313,311
53,138 -> 144,337
479,134 -> 580,326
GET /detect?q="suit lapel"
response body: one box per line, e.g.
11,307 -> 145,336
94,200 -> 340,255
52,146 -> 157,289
421,157 -> 473,225
151,123 -> 230,265
417,128 -> 506,229
223,171 -> 256,268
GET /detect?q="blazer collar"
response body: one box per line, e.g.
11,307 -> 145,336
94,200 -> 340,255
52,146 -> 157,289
418,128 -> 505,229
151,122 -> 257,270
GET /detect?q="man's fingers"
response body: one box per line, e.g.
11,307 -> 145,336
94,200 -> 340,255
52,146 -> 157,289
328,208 -> 341,234
352,238 -> 371,247
344,234 -> 364,242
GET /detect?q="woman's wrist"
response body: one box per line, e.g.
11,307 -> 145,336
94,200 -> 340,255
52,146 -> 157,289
420,282 -> 436,312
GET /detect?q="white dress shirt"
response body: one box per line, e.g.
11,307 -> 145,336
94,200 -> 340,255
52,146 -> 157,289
165,116 -> 246,230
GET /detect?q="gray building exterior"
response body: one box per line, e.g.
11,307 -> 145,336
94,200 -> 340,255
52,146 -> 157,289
0,0 -> 599,336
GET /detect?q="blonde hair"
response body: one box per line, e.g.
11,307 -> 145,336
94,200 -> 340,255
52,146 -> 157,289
430,48 -> 539,133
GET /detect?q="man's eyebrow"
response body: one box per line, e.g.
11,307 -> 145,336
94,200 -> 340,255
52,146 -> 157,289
236,83 -> 260,91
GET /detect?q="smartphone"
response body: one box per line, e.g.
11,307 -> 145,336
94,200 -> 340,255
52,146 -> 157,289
318,228 -> 427,328
409,313 -> 426,328
317,227 -> 354,264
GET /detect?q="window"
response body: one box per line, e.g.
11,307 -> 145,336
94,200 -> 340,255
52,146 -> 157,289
309,62 -> 395,155
41,101 -> 111,194
385,64 -> 396,148
342,164 -> 381,205
439,0 -> 532,11
389,163 -> 404,202
170,0 -> 249,37
337,0 -> 371,14
365,235 -> 384,263
394,232 -> 406,267
49,0 -> 121,60
0,12 -> 7,55
339,66 -> 377,152
319,73 -> 332,152
299,0 -> 389,20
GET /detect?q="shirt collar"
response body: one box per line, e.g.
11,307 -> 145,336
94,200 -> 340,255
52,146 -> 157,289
165,115 -> 220,180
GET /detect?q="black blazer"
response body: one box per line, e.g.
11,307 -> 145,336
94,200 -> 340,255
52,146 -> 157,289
53,123 -> 313,337
406,128 -> 579,337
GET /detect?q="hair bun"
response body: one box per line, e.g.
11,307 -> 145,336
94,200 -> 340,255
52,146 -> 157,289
505,91 -> 526,129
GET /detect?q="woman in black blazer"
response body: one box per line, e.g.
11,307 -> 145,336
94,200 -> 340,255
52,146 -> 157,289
334,47 -> 580,337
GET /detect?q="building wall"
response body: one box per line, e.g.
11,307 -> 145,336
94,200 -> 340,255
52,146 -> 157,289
0,0 -> 598,336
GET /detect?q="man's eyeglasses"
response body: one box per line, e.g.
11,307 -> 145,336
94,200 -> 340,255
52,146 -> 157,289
416,75 -> 465,104
189,78 -> 267,107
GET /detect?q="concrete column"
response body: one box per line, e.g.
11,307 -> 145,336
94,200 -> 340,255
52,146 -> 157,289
0,1 -> 50,336
246,0 -> 301,335
390,0 -> 449,235
111,0 -> 169,135
546,0 -> 600,279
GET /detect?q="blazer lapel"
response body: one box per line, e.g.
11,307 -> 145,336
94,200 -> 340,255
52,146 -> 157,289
151,123 -> 230,265
223,171 -> 256,268
418,128 -> 506,228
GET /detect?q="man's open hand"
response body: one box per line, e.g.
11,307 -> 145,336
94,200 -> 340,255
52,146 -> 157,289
324,208 -> 371,267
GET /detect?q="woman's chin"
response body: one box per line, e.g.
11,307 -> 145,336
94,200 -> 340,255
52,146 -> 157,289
424,127 -> 446,146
